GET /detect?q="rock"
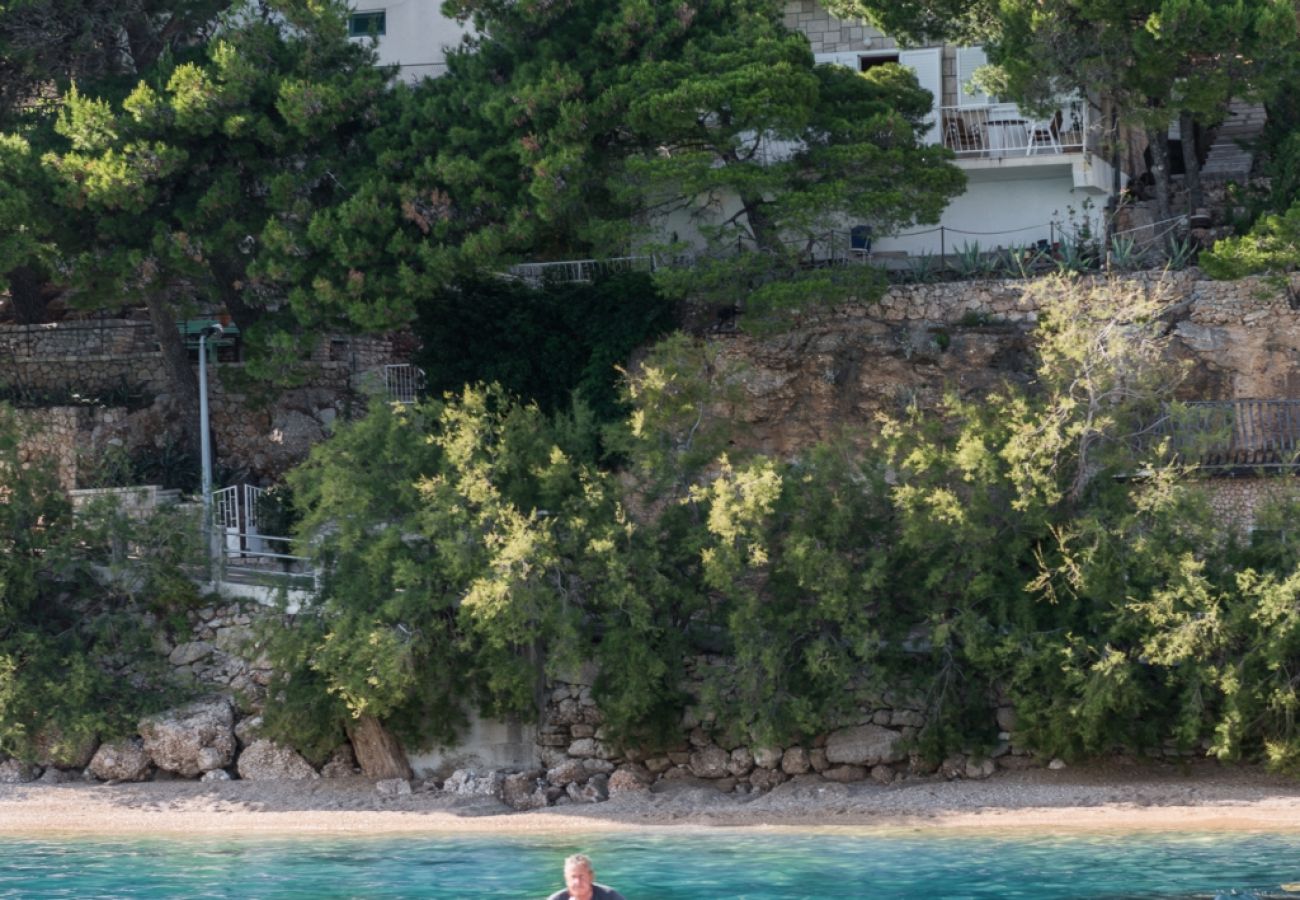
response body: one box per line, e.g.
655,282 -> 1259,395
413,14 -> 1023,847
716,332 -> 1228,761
0,759 -> 41,784
89,739 -> 152,782
824,724 -> 905,767
546,759 -> 587,787
345,714 -> 412,781
139,697 -> 236,777
200,769 -> 232,783
752,746 -> 783,769
233,715 -> 263,747
995,706 -> 1018,734
808,748 -> 828,772
940,754 -> 967,779
168,641 -> 215,667
236,740 -> 319,781
822,765 -> 867,783
965,758 -> 996,780
567,738 -> 597,758
747,767 -> 788,792
320,744 -> 359,779
781,747 -> 810,775
607,765 -> 652,798
643,756 -> 672,775
890,709 -> 926,728
566,773 -> 609,803
689,746 -> 730,779
1048,757 -> 1067,770
38,767 -> 77,784
502,772 -> 548,810
376,778 -> 412,796
582,758 -> 615,776
538,747 -> 569,769
32,726 -> 99,770
727,748 -> 754,777
443,768 -> 504,799
870,764 -> 895,785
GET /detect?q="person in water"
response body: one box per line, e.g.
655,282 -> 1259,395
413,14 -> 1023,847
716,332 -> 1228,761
547,853 -> 626,900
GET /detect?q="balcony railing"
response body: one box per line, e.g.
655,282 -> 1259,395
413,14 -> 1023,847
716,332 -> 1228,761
940,100 -> 1088,159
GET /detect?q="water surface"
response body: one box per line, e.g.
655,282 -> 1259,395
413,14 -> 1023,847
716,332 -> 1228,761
4,831 -> 1300,897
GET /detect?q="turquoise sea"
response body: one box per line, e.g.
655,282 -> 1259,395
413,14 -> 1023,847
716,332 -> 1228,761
3,831 -> 1300,898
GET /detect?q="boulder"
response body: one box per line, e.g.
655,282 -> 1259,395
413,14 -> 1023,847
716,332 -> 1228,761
822,765 -> 867,783
233,715 -> 263,748
965,758 -> 996,780
824,724 -> 904,767
546,759 -> 587,787
566,737 -> 597,758
200,769 -> 232,783
443,768 -> 504,799
995,706 -> 1018,733
607,765 -> 652,798
781,747 -> 810,775
168,641 -> 214,667
752,746 -> 783,769
688,746 -> 729,779
727,748 -> 754,777
32,726 -> 99,770
236,740 -> 319,781
139,697 -> 236,777
376,778 -> 412,796
747,767 -> 787,792
38,767 -> 78,784
345,715 -> 412,781
0,759 -> 41,784
502,771 -> 548,810
870,764 -> 895,785
89,738 -> 152,782
566,773 -> 609,803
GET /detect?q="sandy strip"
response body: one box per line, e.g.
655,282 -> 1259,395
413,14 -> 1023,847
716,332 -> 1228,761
5,762 -> 1300,838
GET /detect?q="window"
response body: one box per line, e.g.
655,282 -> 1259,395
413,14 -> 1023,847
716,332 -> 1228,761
858,54 -> 899,73
348,10 -> 386,37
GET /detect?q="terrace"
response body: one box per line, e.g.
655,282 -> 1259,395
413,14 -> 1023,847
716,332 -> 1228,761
940,99 -> 1089,159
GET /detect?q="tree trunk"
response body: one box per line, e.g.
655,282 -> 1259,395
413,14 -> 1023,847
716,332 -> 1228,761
6,265 -> 49,324
144,288 -> 201,450
1146,125 -> 1173,223
1179,111 -> 1204,213
737,191 -> 782,256
211,255 -> 261,335
345,714 -> 413,780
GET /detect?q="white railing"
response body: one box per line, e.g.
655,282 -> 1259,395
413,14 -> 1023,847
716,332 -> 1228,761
212,483 -> 315,588
505,255 -> 655,286
384,364 -> 425,405
940,100 -> 1088,158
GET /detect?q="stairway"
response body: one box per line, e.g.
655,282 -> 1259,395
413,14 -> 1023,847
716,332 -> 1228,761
1200,100 -> 1267,180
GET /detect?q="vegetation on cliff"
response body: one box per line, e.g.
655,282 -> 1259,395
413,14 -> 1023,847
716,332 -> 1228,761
258,277 -> 1300,771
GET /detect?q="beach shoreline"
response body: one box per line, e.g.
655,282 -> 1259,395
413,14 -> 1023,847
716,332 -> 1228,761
5,761 -> 1300,838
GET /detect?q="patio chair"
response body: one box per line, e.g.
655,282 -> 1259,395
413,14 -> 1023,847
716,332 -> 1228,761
1025,116 -> 1060,155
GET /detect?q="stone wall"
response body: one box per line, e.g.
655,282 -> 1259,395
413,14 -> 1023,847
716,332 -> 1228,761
1199,477 -> 1300,536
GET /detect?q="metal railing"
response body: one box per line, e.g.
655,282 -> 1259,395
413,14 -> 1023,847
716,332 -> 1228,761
212,484 -> 316,588
1147,400 -> 1300,470
504,255 -> 656,286
940,100 -> 1088,158
384,364 -> 426,404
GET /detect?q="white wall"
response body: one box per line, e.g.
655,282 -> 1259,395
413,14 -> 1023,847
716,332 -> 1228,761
872,165 -> 1102,257
350,0 -> 470,81
407,712 -> 538,777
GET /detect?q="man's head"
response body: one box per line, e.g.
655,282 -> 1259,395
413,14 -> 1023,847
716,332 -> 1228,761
563,854 -> 595,900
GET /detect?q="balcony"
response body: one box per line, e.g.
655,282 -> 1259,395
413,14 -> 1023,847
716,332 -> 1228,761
940,100 -> 1088,159
1146,400 -> 1300,472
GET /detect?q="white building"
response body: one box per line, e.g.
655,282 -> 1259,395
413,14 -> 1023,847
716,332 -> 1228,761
347,0 -> 469,81
787,1 -> 1122,258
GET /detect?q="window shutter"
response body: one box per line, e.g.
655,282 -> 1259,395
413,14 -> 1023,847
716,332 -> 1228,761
957,46 -> 994,107
898,47 -> 942,145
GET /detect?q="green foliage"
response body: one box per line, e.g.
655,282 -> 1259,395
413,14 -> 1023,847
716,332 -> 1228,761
0,404 -> 183,759
413,271 -> 676,424
1201,204 -> 1300,279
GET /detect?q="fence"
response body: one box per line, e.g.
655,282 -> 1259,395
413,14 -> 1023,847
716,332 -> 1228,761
1147,400 -> 1300,470
384,364 -> 426,405
212,484 -> 316,589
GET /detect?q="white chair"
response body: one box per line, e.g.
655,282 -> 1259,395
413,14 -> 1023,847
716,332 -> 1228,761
1025,117 -> 1060,155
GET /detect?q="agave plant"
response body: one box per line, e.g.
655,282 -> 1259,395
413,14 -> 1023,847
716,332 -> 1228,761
1004,244 -> 1048,279
1107,235 -> 1145,272
1054,238 -> 1094,275
1165,236 -> 1197,270
905,251 -> 939,283
952,241 -> 988,279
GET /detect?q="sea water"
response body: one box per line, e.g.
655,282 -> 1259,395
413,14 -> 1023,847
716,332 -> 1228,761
2,831 -> 1300,898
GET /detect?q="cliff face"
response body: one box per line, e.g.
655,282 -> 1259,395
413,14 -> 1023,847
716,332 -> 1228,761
707,271 -> 1300,458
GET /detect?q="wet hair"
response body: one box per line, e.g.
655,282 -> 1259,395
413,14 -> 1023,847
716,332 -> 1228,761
564,854 -> 593,874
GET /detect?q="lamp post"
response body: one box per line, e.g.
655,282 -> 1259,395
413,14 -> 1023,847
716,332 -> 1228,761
199,323 -> 224,578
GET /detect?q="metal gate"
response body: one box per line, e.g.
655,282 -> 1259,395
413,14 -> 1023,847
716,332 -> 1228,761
210,484 -> 311,583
